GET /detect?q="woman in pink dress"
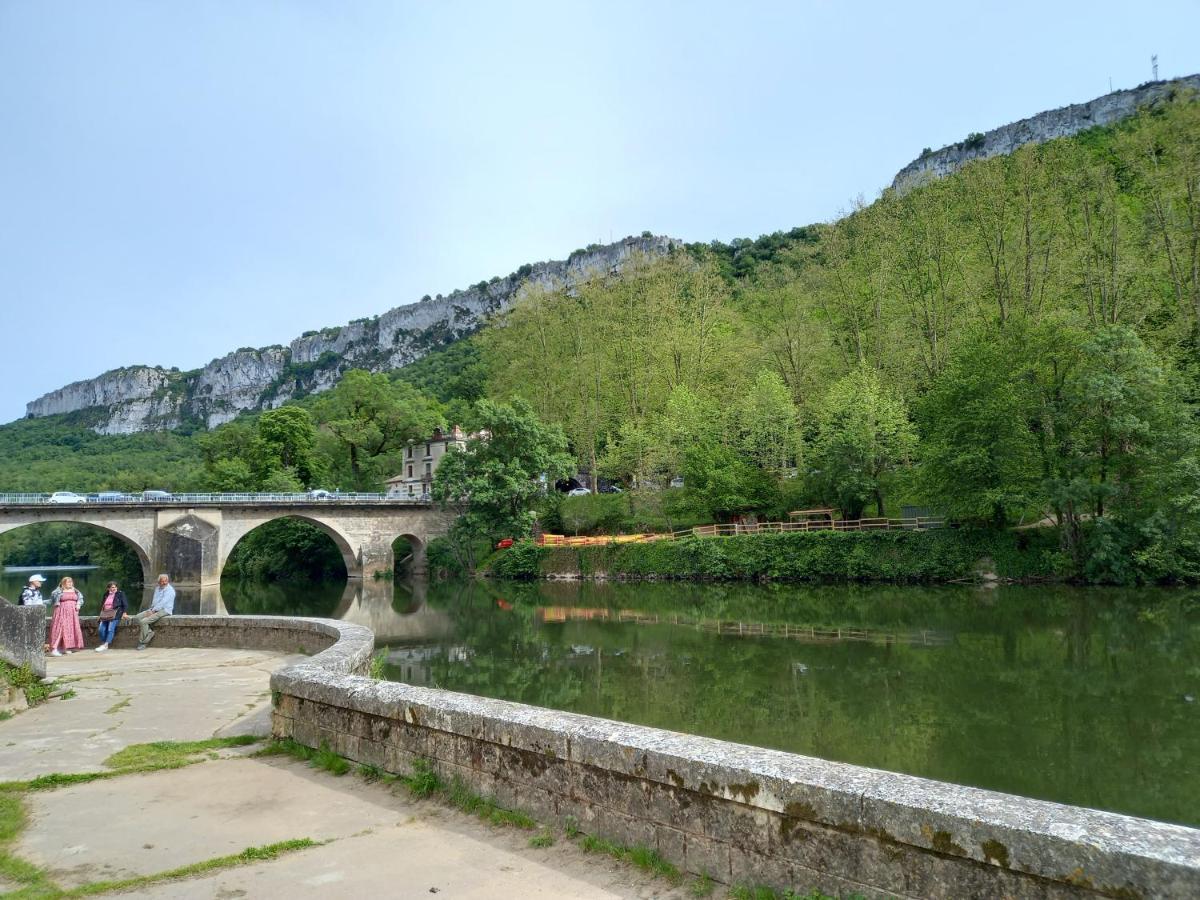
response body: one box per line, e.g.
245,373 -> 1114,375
48,576 -> 85,656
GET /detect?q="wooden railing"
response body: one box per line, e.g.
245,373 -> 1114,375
537,516 -> 944,547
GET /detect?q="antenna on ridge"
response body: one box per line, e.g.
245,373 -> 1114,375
1152,54 -> 1159,81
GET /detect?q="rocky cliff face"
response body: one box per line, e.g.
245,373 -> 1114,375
891,75 -> 1200,193
26,234 -> 680,433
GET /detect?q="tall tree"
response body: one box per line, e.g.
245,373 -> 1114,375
312,370 -> 443,490
808,367 -> 916,518
433,399 -> 573,569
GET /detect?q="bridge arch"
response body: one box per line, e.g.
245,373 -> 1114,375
0,518 -> 153,586
217,514 -> 359,582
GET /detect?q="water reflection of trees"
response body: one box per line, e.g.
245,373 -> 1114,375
417,579 -> 1200,826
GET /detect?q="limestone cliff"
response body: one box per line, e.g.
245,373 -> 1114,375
891,75 -> 1200,193
25,235 -> 680,433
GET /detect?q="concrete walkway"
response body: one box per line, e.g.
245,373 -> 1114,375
1,649 -> 690,899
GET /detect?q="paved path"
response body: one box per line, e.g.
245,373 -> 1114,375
1,649 -> 690,899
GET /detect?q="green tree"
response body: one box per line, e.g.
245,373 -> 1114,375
917,328 -> 1039,524
433,399 -> 573,570
251,406 -> 323,487
808,367 -> 916,518
313,369 -> 443,490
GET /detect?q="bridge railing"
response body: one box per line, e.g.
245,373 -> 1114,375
0,492 -> 431,505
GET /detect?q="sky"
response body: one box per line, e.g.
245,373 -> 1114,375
1,1 -> 1198,424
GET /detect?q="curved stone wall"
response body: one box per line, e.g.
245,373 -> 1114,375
79,615 -> 1200,897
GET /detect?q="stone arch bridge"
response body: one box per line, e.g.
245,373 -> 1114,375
0,501 -> 456,586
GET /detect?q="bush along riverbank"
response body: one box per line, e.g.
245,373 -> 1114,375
486,529 -> 1071,584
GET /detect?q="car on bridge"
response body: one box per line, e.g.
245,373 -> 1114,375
92,491 -> 131,503
141,490 -> 175,502
48,491 -> 86,504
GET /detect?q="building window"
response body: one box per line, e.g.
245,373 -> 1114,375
425,463 -> 432,476
407,485 -> 413,496
425,442 -> 431,456
407,465 -> 413,478
407,447 -> 412,459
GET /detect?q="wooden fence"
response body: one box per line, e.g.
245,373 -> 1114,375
537,516 -> 945,547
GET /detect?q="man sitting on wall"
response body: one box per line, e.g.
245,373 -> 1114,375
124,574 -> 175,650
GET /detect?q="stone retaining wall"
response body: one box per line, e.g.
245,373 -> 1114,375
79,615 -> 372,675
66,615 -> 1199,897
0,597 -> 47,677
267,619 -> 1200,899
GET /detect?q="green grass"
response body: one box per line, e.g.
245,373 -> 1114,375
579,834 -> 681,883
404,758 -> 441,797
0,737 -> 265,794
1,662 -> 52,707
62,838 -> 319,897
253,737 -> 316,762
368,651 -> 387,680
103,698 -> 130,715
528,830 -> 555,848
313,745 -> 350,776
690,873 -> 715,897
0,709 -> 13,722
103,735 -> 260,771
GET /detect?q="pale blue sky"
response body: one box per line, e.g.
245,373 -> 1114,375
2,1 -> 1198,424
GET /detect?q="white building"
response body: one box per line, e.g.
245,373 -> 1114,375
385,426 -> 468,500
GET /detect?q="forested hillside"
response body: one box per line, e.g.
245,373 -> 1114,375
484,97 -> 1200,580
3,94 -> 1198,583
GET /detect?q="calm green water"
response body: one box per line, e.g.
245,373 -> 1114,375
4,569 -> 1198,827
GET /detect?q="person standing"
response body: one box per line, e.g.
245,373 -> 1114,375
124,574 -> 174,650
94,581 -> 127,652
48,576 -> 85,656
19,574 -> 47,606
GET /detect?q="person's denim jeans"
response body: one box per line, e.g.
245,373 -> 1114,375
97,618 -> 118,645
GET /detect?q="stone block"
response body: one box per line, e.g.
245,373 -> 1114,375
683,833 -> 730,881
573,764 -> 650,819
645,783 -> 709,836
0,598 -> 46,678
590,806 -> 658,852
704,799 -> 772,855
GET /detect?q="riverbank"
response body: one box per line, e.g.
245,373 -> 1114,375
0,648 -> 690,898
487,529 -> 1067,583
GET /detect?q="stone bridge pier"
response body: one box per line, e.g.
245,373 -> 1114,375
0,503 -> 456,587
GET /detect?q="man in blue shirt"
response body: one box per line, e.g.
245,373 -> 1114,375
125,574 -> 175,650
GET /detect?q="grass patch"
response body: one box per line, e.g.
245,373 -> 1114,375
528,830 -> 555,848
64,837 -> 319,896
313,745 -> 350,776
690,873 -> 715,897
564,816 -> 581,838
444,776 -> 536,829
0,736 -> 266,794
103,698 -> 130,715
404,758 -> 441,798
0,709 -> 13,722
1,661 -> 51,707
579,834 -> 681,883
59,689 -> 76,701
253,737 -> 316,762
103,735 -> 259,771
369,651 -> 387,680
0,788 -> 58,896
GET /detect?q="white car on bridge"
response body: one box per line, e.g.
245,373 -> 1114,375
48,491 -> 86,504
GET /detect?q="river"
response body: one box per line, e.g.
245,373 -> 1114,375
3,569 -> 1197,828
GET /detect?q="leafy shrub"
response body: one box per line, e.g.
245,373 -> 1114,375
488,529 -> 1066,583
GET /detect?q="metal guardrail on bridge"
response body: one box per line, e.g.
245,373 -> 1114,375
0,492 -> 432,506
